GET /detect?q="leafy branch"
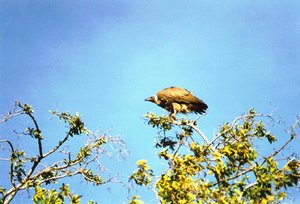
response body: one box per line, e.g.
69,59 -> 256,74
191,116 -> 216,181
130,110 -> 300,203
0,101 -> 127,204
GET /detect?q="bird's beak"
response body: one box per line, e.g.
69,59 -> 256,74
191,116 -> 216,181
145,97 -> 152,101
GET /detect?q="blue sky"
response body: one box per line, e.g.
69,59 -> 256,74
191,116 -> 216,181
1,1 -> 300,203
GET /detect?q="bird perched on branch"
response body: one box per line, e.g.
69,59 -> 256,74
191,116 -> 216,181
145,86 -> 208,119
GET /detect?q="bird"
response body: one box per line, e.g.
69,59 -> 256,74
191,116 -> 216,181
145,86 -> 208,119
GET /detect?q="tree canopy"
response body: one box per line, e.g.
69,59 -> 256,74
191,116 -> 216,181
130,111 -> 300,204
0,102 -> 299,203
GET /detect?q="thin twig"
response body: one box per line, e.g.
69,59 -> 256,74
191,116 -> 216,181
187,122 -> 217,152
239,181 -> 257,201
43,131 -> 71,158
210,166 -> 253,187
0,140 -> 16,188
209,113 -> 274,146
0,101 -> 23,123
26,110 -> 43,157
263,117 -> 299,164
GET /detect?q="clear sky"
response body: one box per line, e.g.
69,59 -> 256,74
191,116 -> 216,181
1,1 -> 300,203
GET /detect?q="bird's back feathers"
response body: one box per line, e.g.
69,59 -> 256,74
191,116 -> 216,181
155,87 -> 208,115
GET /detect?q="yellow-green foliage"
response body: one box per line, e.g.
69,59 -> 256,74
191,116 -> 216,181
131,110 -> 300,204
129,160 -> 153,186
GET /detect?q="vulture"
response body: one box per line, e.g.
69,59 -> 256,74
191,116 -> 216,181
145,86 -> 208,118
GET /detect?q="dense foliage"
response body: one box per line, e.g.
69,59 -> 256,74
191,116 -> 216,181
130,111 -> 300,204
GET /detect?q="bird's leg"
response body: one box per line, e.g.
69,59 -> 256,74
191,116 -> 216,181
169,104 -> 177,122
169,113 -> 176,122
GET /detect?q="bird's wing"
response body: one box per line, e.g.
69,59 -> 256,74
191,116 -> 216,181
157,87 -> 208,114
157,87 -> 201,104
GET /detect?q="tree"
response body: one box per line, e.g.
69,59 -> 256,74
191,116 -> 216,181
0,101 -> 126,204
130,110 -> 300,204
1,102 -> 299,204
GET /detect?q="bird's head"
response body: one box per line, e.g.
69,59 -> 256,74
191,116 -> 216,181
145,95 -> 159,104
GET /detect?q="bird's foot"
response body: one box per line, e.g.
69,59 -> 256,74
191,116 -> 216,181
169,114 -> 177,123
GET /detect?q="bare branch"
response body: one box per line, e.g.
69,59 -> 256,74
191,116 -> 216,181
265,134 -> 294,163
0,140 -> 16,188
239,181 -> 258,201
186,122 -> 217,152
0,140 -> 15,153
21,106 -> 43,158
263,117 -> 299,164
210,166 -> 254,187
43,131 -> 71,158
210,113 -> 274,146
171,119 -> 216,152
0,101 -> 23,123
172,140 -> 184,157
